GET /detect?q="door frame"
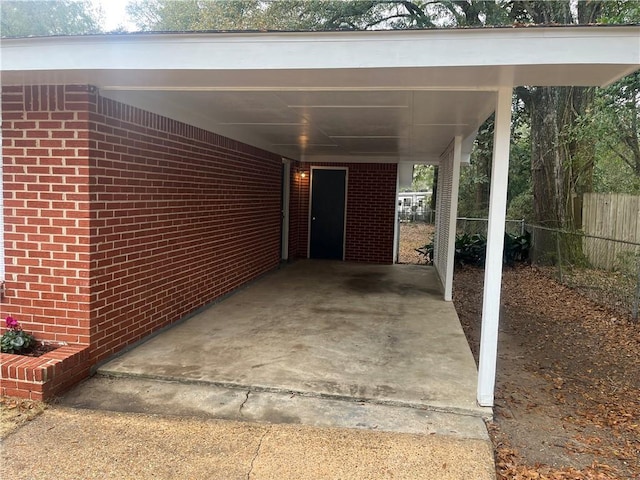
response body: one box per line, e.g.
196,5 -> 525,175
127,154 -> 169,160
281,158 -> 291,261
307,166 -> 348,260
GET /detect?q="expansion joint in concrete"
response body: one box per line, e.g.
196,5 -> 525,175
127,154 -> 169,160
247,428 -> 269,479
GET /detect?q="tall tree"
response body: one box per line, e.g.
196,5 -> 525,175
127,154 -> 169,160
595,72 -> 640,178
511,1 -> 603,228
589,2 -> 640,186
0,0 -> 102,37
126,1 -> 440,32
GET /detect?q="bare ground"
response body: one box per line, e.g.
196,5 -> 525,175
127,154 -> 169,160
398,222 -> 434,264
0,397 -> 46,439
454,265 -> 640,480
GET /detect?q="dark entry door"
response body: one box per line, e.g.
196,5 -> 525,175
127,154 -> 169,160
310,169 -> 346,260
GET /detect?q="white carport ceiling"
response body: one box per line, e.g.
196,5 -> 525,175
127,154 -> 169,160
102,89 -> 493,162
1,26 -> 639,165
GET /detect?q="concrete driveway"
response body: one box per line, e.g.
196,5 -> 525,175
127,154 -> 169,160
92,261 -> 486,415
56,261 -> 495,479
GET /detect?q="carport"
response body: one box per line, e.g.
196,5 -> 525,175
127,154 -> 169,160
1,26 -> 638,407
96,261 -> 486,419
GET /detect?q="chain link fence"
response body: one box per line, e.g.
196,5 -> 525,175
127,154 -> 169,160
526,224 -> 640,321
456,217 -> 525,237
455,218 -> 640,320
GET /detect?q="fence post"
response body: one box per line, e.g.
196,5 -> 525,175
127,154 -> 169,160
556,231 -> 563,283
520,219 -> 525,236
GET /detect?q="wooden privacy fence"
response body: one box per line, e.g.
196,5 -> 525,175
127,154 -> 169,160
582,193 -> 640,271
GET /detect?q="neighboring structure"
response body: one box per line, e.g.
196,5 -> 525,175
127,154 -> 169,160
398,191 -> 432,223
1,27 -> 638,403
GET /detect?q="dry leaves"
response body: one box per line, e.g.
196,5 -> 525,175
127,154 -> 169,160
398,223 -> 434,264
0,396 -> 46,439
454,265 -> 640,480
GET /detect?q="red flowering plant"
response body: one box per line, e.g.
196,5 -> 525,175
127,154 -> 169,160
1,316 -> 35,354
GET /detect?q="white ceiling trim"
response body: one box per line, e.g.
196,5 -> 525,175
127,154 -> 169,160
99,86 -> 501,92
1,27 -> 638,165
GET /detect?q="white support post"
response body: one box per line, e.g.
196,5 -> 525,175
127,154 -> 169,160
393,167 -> 400,263
443,136 -> 463,301
477,86 -> 512,407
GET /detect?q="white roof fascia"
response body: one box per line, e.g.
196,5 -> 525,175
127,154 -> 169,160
1,27 -> 639,88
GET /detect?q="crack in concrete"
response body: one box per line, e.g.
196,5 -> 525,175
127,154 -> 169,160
96,372 -> 490,419
239,390 -> 250,415
246,428 -> 269,480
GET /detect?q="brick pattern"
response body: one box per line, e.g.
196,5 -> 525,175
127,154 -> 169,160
288,162 -> 397,264
1,84 -> 396,400
344,163 -> 397,263
0,345 -> 90,400
288,164 -> 310,259
88,94 -> 283,364
1,85 -> 93,344
3,84 -> 282,374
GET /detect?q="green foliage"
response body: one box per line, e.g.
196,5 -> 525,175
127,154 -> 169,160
416,231 -> 531,267
0,0 -> 102,37
599,0 -> 640,24
457,116 -> 493,217
507,189 -> 534,222
503,230 -> 531,265
596,72 -> 640,177
411,165 -> 434,192
508,121 -> 532,204
1,317 -> 35,354
126,0 -> 441,32
1,328 -> 35,354
593,154 -> 640,194
454,233 -> 487,266
415,241 -> 434,264
458,110 -> 532,220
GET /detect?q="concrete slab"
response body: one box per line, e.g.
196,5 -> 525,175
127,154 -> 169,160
51,262 -> 496,478
1,407 -> 496,480
62,375 -> 490,439
99,261 -> 489,419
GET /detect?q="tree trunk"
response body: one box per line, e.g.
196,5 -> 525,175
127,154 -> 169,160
530,87 -> 568,228
562,86 -> 596,228
523,1 -> 602,230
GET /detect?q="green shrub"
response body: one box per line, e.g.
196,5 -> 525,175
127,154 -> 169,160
416,231 -> 531,267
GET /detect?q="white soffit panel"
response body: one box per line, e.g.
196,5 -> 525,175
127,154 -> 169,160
1,26 -> 638,163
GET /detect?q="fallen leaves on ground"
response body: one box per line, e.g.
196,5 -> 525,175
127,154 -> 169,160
453,265 -> 640,480
0,396 -> 46,439
398,223 -> 433,264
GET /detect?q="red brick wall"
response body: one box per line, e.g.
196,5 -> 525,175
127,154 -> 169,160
1,85 -> 93,345
2,83 -> 394,385
88,94 -> 283,364
288,164 -> 310,259
288,162 -> 397,264
2,85 -> 283,367
344,163 -> 397,263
